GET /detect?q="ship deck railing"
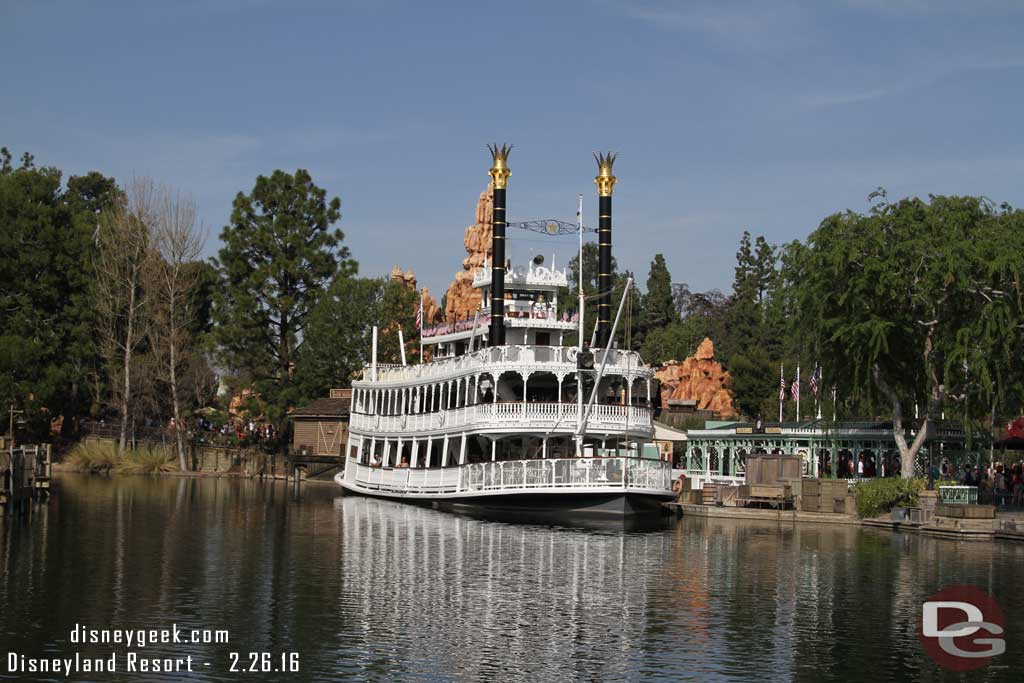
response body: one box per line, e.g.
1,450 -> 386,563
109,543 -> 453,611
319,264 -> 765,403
349,456 -> 672,496
358,345 -> 649,386
350,401 -> 653,436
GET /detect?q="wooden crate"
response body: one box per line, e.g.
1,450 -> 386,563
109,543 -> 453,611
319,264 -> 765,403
802,478 -> 820,496
702,484 -> 718,505
820,480 -> 849,499
801,494 -> 820,512
908,508 -> 930,524
750,484 -> 787,499
779,457 -> 802,481
721,486 -> 738,507
745,458 -> 763,485
936,504 -> 996,519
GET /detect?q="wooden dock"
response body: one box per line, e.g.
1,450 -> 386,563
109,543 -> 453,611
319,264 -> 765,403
665,500 -> 1024,542
1,443 -> 52,515
664,501 -> 860,526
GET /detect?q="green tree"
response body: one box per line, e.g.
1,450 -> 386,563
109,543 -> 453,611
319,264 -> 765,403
728,347 -> 776,419
214,169 -> 355,449
376,278 -> 419,366
0,148 -> 119,439
297,276 -> 419,400
721,231 -> 759,363
296,277 -> 385,398
793,193 -> 1024,477
638,253 -> 676,346
640,322 -> 701,365
566,242 -> 607,346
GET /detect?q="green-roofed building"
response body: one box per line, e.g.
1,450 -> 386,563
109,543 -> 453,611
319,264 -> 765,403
682,419 -> 979,486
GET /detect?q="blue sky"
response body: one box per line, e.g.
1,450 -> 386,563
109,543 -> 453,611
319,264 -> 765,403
4,0 -> 1023,298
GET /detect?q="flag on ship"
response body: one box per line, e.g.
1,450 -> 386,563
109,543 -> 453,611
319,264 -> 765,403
416,296 -> 423,330
779,373 -> 787,401
791,371 -> 800,401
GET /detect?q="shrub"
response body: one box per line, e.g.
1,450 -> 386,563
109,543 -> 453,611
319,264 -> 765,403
66,441 -> 120,473
852,477 -> 925,518
66,441 -> 176,474
118,446 -> 176,474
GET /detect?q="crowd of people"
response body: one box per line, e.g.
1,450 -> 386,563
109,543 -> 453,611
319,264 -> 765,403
191,416 -> 278,448
937,459 -> 1024,506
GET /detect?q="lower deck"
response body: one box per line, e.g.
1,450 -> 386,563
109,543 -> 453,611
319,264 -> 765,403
337,456 -> 673,510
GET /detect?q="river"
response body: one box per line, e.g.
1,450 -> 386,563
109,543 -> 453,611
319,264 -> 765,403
0,474 -> 1020,682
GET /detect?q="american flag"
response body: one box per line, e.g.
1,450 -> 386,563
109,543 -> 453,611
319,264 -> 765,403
779,375 -> 787,402
809,364 -> 821,397
791,373 -> 800,401
415,297 -> 423,330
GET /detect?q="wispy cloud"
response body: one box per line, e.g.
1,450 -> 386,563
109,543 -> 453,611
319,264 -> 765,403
606,0 -> 810,50
843,0 -> 1024,16
797,51 -> 1024,110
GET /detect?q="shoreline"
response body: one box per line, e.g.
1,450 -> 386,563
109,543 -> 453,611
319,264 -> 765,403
50,462 -> 342,486
664,501 -> 1024,543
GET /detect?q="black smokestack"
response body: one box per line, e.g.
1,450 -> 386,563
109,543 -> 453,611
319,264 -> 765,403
487,143 -> 512,347
594,152 -> 617,348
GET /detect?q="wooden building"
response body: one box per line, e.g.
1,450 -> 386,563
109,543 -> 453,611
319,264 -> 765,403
291,389 -> 352,457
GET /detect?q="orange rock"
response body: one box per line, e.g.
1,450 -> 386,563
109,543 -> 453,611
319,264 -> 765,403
444,184 -> 493,322
654,338 -> 735,416
390,266 -> 441,326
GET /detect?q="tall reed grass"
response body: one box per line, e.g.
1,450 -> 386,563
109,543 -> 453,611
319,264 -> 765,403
67,441 -> 176,474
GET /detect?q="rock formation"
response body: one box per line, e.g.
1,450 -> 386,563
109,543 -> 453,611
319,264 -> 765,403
654,338 -> 735,416
443,184 -> 493,322
390,266 -> 441,325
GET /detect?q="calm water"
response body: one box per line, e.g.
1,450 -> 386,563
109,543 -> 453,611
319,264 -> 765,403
1,474 -> 1021,682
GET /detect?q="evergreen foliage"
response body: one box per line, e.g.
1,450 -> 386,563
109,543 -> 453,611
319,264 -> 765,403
0,148 -> 120,439
214,169 -> 355,443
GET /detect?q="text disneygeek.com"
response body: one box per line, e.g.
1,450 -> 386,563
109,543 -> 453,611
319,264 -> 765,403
5,624 -> 300,675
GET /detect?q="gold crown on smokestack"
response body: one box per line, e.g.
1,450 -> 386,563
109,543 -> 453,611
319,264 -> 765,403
594,151 -> 617,197
487,143 -> 513,189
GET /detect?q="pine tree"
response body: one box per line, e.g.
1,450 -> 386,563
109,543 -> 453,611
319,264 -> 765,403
0,148 -> 119,439
638,253 -> 675,346
214,169 -> 355,450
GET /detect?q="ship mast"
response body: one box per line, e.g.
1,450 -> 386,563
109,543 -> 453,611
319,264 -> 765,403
576,193 -> 584,457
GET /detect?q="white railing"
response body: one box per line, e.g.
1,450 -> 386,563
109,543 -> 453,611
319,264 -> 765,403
473,262 -> 569,288
358,345 -> 650,386
350,457 -> 672,496
349,401 -> 653,435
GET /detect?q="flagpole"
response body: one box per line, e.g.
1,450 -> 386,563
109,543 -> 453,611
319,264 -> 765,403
832,385 -> 837,422
796,364 -> 801,422
817,366 -> 823,420
779,363 -> 784,422
418,292 -> 424,364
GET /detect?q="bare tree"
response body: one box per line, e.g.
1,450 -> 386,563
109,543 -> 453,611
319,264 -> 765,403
94,177 -> 156,452
148,189 -> 206,471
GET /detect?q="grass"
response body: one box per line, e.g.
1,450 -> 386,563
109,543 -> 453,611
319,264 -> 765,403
67,440 -> 177,474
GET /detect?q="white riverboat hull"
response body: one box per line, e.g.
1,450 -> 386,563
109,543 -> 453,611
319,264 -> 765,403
334,457 -> 675,517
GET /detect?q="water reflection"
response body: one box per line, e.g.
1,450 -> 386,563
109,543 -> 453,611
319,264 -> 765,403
0,475 -> 1021,682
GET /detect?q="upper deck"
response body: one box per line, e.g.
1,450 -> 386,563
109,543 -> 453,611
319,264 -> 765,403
357,344 -> 652,388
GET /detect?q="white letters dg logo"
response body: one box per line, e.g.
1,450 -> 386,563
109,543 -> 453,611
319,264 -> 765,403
920,586 -> 1006,671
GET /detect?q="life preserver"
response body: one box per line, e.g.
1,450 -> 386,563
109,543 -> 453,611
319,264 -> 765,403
672,479 -> 683,493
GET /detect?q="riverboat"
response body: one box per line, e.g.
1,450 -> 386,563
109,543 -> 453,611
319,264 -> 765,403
335,147 -> 674,515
